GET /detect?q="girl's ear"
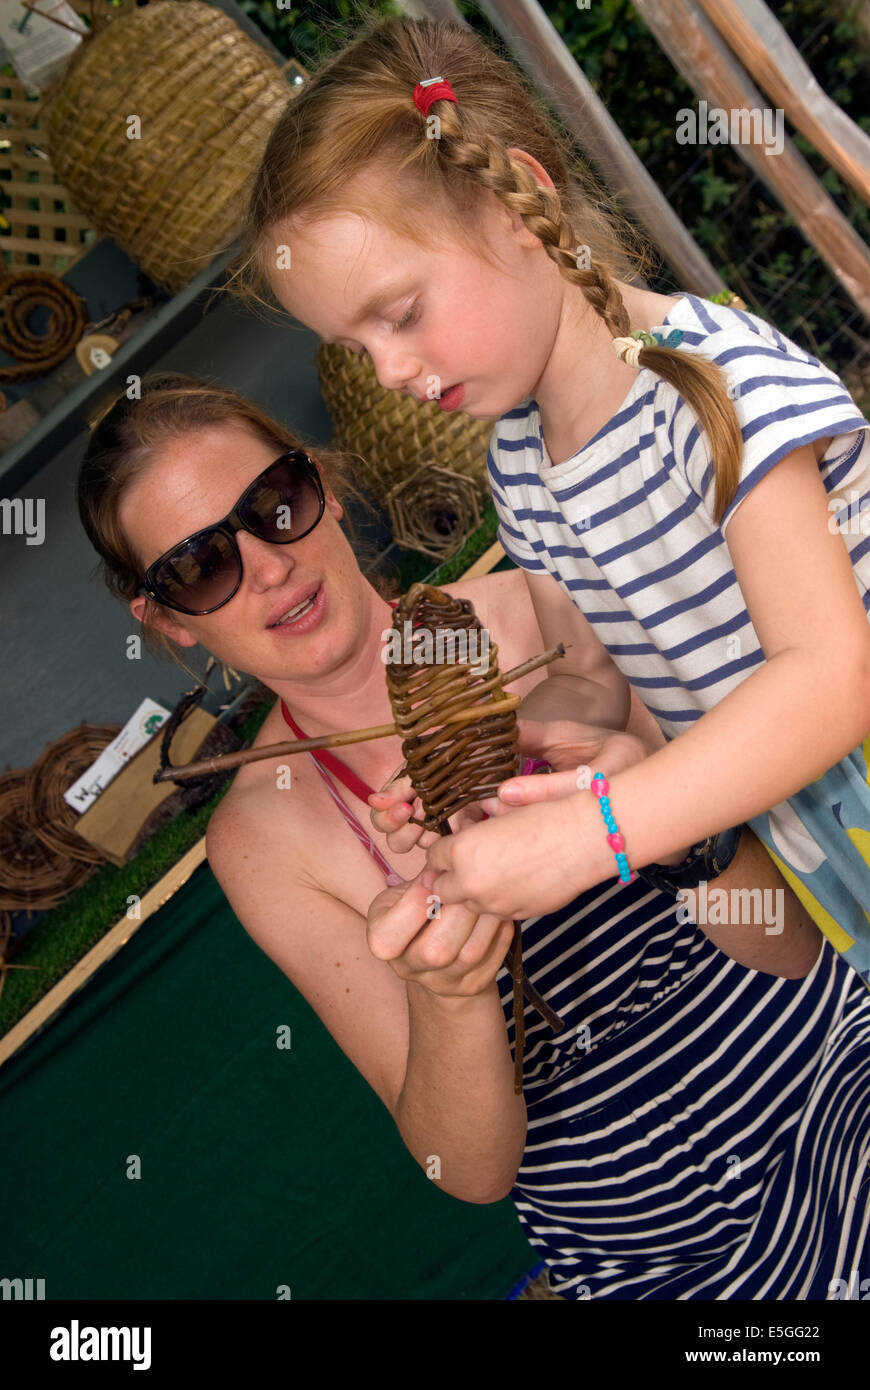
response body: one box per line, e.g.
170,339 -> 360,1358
324,485 -> 343,522
504,147 -> 557,247
129,596 -> 198,649
506,146 -> 556,192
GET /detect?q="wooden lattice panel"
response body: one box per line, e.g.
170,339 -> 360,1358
0,70 -> 99,273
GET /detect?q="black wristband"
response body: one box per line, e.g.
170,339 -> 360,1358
635,824 -> 744,897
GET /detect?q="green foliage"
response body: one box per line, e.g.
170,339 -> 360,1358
697,173 -> 738,214
236,0 -> 398,65
548,0 -> 867,379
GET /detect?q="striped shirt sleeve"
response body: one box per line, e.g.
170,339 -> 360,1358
486,438 -> 546,571
673,327 -> 870,532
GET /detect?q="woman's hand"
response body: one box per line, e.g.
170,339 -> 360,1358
366,871 -> 515,999
368,769 -> 496,854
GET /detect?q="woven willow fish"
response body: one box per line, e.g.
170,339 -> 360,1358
384,582 -> 565,1092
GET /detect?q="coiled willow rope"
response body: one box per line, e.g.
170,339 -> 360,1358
0,270 -> 87,383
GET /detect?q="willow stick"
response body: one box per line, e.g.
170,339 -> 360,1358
505,947 -> 565,1033
153,643 -> 566,784
20,0 -> 88,35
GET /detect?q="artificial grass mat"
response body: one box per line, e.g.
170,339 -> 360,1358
0,696 -> 273,1037
2,858 -> 536,1298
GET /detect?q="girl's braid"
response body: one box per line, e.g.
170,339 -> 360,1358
433,114 -> 632,339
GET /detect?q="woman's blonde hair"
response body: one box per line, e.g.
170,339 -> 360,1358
77,372 -> 379,667
223,13 -> 743,523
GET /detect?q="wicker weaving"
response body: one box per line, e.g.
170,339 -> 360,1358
40,2 -> 298,294
0,768 -> 96,910
385,582 -> 537,1093
24,721 -> 121,864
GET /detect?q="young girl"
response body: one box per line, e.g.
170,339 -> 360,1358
224,15 -> 870,983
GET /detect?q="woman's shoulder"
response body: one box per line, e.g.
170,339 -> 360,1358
205,703 -> 321,876
442,563 -> 528,621
442,566 -> 541,652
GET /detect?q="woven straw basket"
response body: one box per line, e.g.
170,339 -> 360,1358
315,342 -> 495,509
0,768 -> 94,912
24,721 -> 122,865
0,723 -> 121,912
41,1 -> 295,294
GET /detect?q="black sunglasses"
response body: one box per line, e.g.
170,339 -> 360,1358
140,451 -> 326,616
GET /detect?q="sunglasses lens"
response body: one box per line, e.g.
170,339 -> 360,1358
146,454 -> 324,614
241,455 -> 324,540
151,529 -> 239,612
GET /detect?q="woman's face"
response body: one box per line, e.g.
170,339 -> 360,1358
268,155 -> 563,420
123,424 -> 366,684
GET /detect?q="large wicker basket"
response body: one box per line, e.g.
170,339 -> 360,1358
40,1 -> 298,294
315,341 -> 495,510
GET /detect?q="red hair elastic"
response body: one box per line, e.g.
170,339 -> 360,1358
412,75 -> 458,117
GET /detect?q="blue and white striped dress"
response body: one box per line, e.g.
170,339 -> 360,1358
487,292 -> 870,983
313,754 -> 870,1299
495,875 -> 870,1299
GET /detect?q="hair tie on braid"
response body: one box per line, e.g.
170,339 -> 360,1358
612,335 -> 644,368
412,75 -> 458,117
613,327 -> 684,368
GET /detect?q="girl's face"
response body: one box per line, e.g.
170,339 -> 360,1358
123,424 -> 367,685
268,158 -> 563,420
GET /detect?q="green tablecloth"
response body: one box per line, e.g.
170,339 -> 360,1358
2,862 -> 536,1299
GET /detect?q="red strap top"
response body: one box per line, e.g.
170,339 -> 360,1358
280,699 -> 374,803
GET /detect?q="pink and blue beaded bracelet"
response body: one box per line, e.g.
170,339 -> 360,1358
591,772 -> 636,884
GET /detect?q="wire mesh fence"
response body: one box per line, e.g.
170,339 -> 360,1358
530,0 -> 870,409
655,17 -> 868,408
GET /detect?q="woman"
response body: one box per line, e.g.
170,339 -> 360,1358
77,375 -> 870,1300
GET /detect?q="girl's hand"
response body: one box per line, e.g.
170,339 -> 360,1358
476,718 -> 653,819
421,714 -> 695,915
422,792 -> 602,921
369,718 -> 651,849
503,718 -> 650,805
366,871 -> 515,998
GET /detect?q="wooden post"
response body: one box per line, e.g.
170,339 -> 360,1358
694,0 -> 870,205
399,0 -> 728,297
633,0 -> 870,319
